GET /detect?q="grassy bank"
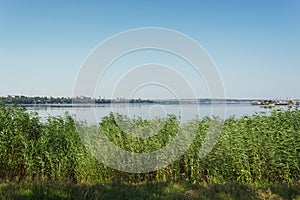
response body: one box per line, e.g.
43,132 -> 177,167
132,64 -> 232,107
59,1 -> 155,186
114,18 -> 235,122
1,181 -> 300,200
0,105 -> 299,199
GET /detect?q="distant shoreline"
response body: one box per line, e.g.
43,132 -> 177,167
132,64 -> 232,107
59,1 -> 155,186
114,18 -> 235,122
18,102 -> 251,108
1,95 -> 299,107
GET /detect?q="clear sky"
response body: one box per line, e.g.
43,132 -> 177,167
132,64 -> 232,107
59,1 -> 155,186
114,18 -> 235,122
1,0 -> 299,99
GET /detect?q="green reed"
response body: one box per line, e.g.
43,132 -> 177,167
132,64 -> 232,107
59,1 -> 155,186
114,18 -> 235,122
0,104 -> 299,184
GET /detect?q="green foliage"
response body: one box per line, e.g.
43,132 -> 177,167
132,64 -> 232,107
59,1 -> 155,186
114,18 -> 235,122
0,105 -> 97,182
0,105 -> 299,185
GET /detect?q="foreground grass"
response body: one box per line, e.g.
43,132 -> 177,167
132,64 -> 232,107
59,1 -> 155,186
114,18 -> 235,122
1,105 -> 299,184
1,181 -> 299,200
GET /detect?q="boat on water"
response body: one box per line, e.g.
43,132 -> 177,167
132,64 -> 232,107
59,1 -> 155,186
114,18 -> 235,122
275,101 -> 289,106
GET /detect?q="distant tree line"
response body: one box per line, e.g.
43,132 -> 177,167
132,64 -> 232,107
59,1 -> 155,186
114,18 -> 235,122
0,95 -> 154,105
0,95 -> 72,104
2,95 -> 274,105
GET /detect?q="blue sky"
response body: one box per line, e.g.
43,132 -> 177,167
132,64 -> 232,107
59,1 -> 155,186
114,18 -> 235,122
0,0 -> 299,99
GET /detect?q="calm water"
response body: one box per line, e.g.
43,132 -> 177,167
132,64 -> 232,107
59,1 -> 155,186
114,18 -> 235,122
26,103 -> 267,124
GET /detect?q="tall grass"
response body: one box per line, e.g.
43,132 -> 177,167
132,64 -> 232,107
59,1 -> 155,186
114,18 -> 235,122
0,105 -> 299,184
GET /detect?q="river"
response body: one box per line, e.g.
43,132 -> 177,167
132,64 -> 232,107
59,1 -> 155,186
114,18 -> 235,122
25,103 -> 269,124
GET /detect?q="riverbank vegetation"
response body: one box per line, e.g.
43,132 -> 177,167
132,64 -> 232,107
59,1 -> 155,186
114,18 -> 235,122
0,95 -> 261,105
0,105 -> 299,199
0,96 -> 154,105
